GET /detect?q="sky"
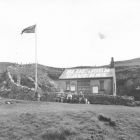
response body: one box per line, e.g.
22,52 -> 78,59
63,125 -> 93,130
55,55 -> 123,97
0,0 -> 140,67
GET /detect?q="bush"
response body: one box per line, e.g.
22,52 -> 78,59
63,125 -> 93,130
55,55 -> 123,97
40,126 -> 77,140
40,92 -> 58,102
134,101 -> 140,106
98,114 -> 116,127
86,94 -> 135,106
0,90 -> 10,98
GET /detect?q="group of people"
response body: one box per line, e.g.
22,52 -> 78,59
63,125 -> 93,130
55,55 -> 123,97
56,91 -> 90,104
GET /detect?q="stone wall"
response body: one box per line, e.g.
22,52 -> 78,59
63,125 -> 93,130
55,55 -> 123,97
6,71 -> 35,100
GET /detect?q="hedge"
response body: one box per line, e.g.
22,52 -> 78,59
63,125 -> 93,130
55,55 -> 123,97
40,92 -> 58,102
85,94 -> 135,106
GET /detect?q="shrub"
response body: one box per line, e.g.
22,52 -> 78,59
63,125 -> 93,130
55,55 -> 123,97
85,94 -> 135,106
134,101 -> 140,106
40,126 -> 77,140
98,114 -> 116,127
40,92 -> 58,102
0,90 -> 11,98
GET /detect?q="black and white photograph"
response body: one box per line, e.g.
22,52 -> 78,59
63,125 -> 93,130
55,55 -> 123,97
0,0 -> 140,140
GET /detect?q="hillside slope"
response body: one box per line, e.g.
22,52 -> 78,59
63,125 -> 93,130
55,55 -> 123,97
0,58 -> 140,100
7,64 -> 64,91
114,58 -> 140,100
0,101 -> 139,140
0,62 -> 16,73
115,58 -> 140,67
0,63 -> 64,100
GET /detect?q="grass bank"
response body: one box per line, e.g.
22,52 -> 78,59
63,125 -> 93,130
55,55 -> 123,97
0,99 -> 139,140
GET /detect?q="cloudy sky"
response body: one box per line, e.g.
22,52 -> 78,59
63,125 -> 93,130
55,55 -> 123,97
0,0 -> 140,67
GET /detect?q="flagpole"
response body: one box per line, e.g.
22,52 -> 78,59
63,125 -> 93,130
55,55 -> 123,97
21,24 -> 39,100
35,24 -> 38,100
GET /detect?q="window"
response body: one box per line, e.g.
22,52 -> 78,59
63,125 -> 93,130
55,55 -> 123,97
77,80 -> 90,93
71,85 -> 76,91
66,81 -> 70,91
92,86 -> 99,93
100,80 -> 104,90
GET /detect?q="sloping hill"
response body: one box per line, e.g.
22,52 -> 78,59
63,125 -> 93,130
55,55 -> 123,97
0,58 -> 140,100
7,64 -> 64,91
0,62 -> 64,80
0,63 -> 64,100
8,64 -> 64,81
0,62 -> 16,72
114,58 -> 140,100
115,58 -> 140,67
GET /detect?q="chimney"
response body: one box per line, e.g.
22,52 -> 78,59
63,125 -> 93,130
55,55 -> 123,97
110,57 -> 115,68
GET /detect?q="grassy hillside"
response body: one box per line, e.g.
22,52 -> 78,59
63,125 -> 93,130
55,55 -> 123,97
0,62 -> 64,79
7,63 -> 64,80
0,62 -> 16,73
114,58 -> 140,100
7,64 -> 64,93
0,58 -> 140,100
0,100 -> 139,140
115,58 -> 140,67
0,63 -> 64,100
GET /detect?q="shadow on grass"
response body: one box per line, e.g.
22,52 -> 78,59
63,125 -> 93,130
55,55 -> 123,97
98,114 -> 116,127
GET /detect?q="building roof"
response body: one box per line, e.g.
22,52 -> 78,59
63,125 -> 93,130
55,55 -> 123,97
59,67 -> 115,79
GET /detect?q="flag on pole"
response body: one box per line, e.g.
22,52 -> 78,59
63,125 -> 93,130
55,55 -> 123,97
20,24 -> 39,100
21,25 -> 36,34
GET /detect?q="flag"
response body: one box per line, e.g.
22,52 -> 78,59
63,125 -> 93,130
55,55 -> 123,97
21,25 -> 36,34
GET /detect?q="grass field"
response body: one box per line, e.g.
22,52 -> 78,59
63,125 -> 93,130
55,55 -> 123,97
0,99 -> 139,140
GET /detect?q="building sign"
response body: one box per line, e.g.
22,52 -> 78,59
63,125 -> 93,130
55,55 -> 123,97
60,68 -> 114,79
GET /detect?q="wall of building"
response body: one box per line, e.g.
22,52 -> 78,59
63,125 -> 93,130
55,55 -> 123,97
90,78 -> 113,95
55,80 -> 66,92
57,78 -> 113,95
104,78 -> 113,95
